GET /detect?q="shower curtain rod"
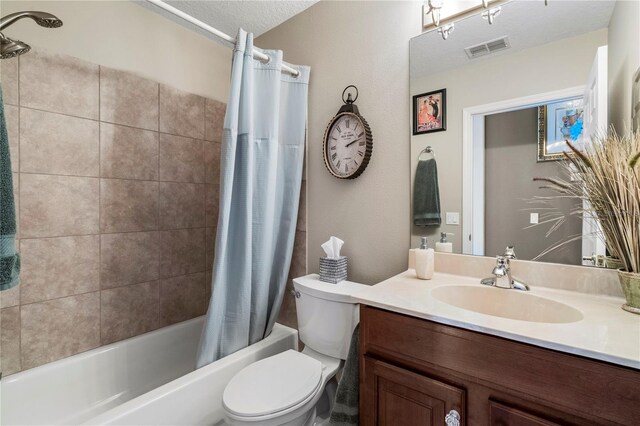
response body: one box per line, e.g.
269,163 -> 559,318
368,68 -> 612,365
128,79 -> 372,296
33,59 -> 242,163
146,0 -> 300,77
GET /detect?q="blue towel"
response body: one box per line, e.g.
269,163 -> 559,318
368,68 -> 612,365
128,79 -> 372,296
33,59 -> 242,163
0,86 -> 20,291
413,158 -> 441,226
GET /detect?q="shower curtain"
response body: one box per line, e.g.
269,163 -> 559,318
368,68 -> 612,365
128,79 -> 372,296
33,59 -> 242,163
197,30 -> 310,368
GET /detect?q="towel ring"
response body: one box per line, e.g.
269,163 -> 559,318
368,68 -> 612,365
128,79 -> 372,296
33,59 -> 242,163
418,146 -> 435,160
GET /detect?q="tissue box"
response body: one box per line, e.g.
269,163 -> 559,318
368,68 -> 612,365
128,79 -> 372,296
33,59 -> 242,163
319,256 -> 348,284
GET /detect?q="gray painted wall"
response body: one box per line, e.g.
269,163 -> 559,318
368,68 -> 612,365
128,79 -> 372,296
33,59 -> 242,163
484,108 -> 582,265
258,1 -> 423,285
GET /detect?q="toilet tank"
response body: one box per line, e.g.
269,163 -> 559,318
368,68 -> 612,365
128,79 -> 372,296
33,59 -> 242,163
293,275 -> 369,360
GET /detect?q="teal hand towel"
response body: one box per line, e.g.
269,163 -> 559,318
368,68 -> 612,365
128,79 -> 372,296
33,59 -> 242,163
413,158 -> 441,226
0,86 -> 20,291
329,324 -> 359,426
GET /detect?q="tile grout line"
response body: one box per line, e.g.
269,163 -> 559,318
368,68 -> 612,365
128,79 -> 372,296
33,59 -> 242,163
98,65 -> 102,346
17,54 -> 22,373
15,104 -> 222,143
157,82 -> 162,321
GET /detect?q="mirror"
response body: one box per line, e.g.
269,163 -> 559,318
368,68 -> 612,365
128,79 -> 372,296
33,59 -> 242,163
409,0 -> 626,266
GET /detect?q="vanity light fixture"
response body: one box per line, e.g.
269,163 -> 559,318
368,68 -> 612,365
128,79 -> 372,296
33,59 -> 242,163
481,7 -> 501,24
438,23 -> 455,40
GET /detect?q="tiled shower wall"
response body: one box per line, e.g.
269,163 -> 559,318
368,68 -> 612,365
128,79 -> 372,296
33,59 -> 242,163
0,48 -> 306,376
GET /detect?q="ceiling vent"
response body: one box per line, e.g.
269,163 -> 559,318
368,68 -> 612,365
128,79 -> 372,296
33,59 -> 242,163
464,36 -> 510,59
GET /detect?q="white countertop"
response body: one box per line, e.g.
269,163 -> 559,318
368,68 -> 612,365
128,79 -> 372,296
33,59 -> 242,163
352,270 -> 640,369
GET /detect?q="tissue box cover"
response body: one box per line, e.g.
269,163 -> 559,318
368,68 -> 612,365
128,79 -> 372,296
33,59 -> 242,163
319,256 -> 348,284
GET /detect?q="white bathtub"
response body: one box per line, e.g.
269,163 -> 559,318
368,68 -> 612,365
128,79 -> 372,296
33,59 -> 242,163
1,317 -> 298,425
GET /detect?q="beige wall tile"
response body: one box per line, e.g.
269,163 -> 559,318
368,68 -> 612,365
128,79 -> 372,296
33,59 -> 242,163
5,105 -> 18,172
21,292 -> 100,369
1,307 -> 21,375
297,181 -> 306,232
1,57 -> 19,105
0,280 -> 20,309
20,174 -> 99,238
101,231 -> 160,289
19,49 -> 99,119
159,272 -> 207,326
205,184 -> 219,228
159,133 -> 204,183
20,109 -> 99,176
20,236 -> 100,304
205,227 -> 216,268
100,123 -> 158,180
100,66 -> 159,131
101,282 -> 159,345
100,179 -> 158,233
204,99 -> 225,142
159,228 -> 206,278
203,141 -> 220,184
277,279 -> 298,330
159,85 -> 204,139
290,231 -> 307,280
159,182 -> 205,229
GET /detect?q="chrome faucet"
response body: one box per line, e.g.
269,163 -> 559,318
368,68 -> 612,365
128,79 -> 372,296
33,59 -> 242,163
481,247 -> 529,291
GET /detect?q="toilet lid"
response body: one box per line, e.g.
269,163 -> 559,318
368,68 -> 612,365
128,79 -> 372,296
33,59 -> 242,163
223,350 -> 323,417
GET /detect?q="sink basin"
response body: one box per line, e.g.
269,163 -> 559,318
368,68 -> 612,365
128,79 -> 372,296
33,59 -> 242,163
431,286 -> 583,324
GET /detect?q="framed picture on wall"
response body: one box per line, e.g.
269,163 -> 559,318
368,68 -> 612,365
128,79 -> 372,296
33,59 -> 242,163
413,89 -> 447,135
537,97 -> 585,162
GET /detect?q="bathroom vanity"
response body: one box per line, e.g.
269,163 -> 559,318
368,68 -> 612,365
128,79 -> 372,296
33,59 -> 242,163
354,271 -> 640,426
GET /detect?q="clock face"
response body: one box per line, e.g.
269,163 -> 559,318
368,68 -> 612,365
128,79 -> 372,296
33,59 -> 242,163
325,113 -> 368,178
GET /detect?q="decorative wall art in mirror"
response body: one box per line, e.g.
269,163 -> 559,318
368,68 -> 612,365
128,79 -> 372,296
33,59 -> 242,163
413,89 -> 447,135
537,98 -> 585,162
409,0 -> 635,268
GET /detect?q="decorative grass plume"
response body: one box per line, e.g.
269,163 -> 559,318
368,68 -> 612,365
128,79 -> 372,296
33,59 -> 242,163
533,129 -> 640,273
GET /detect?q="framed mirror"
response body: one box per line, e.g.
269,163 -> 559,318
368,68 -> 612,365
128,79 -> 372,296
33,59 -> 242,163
409,0 -> 623,267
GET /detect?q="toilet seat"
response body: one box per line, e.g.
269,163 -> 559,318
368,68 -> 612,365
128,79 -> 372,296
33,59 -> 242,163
223,350 -> 324,418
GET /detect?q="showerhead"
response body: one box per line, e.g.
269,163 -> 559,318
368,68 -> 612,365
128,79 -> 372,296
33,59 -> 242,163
0,11 -> 63,32
0,32 -> 30,59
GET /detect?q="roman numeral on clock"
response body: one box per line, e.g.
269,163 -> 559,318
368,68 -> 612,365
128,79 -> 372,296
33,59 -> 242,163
331,153 -> 337,160
358,131 -> 364,138
359,141 -> 365,146
336,125 -> 342,133
346,119 -> 350,128
330,145 -> 336,150
358,151 -> 364,157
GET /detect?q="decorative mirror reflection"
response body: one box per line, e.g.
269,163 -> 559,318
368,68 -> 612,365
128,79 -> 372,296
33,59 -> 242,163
409,0 -> 624,267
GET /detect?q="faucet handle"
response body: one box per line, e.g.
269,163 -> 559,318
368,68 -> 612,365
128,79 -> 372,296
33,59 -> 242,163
503,246 -> 517,259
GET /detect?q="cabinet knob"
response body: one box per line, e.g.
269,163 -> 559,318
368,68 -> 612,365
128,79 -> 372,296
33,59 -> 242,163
445,409 -> 461,426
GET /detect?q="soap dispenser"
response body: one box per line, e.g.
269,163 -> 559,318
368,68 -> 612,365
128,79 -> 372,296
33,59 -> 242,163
435,232 -> 454,253
415,237 -> 434,280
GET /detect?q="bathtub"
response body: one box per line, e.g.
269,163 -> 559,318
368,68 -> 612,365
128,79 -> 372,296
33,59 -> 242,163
1,317 -> 298,425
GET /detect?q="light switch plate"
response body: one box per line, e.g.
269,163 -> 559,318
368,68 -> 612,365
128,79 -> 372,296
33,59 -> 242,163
530,213 -> 539,224
445,212 -> 460,225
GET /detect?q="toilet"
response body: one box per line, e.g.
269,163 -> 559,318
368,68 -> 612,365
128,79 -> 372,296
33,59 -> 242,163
222,274 -> 368,426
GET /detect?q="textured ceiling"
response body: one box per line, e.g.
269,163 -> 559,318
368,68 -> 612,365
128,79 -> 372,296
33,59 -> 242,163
411,0 -> 616,79
138,0 -> 319,45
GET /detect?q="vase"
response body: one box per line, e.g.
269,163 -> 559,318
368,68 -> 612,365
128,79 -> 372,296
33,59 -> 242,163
618,269 -> 640,314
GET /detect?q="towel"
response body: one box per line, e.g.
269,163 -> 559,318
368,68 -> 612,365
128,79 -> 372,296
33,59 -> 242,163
413,158 -> 441,226
0,86 -> 20,291
329,324 -> 359,426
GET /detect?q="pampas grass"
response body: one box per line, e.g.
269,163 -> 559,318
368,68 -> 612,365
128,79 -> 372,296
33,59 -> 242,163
533,129 -> 640,273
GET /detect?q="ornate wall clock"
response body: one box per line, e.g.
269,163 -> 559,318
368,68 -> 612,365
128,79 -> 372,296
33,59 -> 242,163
322,85 -> 373,179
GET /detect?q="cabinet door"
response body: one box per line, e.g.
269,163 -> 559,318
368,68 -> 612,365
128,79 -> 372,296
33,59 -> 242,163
490,400 -> 561,426
362,356 -> 465,426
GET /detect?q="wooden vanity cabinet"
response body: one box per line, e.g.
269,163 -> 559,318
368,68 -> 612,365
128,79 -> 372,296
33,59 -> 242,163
359,306 -> 640,426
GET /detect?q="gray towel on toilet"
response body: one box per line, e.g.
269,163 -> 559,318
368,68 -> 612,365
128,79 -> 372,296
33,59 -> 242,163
329,324 -> 359,426
413,158 -> 441,226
